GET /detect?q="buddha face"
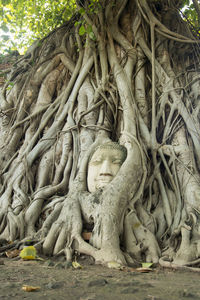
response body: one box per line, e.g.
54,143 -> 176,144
87,143 -> 126,193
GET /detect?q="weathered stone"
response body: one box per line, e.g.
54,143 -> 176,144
88,279 -> 108,287
46,282 -> 63,289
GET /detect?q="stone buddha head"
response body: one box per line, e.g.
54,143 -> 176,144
87,142 -> 127,193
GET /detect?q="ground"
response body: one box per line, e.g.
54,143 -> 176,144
0,255 -> 200,300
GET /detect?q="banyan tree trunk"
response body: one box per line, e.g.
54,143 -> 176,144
0,0 -> 200,267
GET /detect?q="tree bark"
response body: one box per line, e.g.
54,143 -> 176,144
0,0 -> 200,268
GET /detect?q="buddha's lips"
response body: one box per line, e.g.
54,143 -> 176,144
97,175 -> 113,182
99,173 -> 113,177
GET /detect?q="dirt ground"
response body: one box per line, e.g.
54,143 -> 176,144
0,255 -> 200,300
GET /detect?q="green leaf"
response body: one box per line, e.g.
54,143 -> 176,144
20,246 -> 37,260
1,35 -> 9,41
89,31 -> 96,41
79,25 -> 85,36
86,24 -> 92,34
75,21 -> 81,26
72,261 -> 82,269
6,14 -> 12,20
79,7 -> 85,15
141,262 -> 153,268
107,261 -> 124,270
1,24 -> 9,32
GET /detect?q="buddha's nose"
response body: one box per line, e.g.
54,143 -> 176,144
99,160 -> 112,176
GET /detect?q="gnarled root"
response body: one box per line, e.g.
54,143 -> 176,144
124,209 -> 161,263
159,257 -> 200,273
160,220 -> 200,271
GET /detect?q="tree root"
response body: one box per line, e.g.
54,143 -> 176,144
159,257 -> 200,273
0,0 -> 200,269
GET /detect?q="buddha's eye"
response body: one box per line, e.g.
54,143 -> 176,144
90,158 -> 102,165
112,159 -> 122,164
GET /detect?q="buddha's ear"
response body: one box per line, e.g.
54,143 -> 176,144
124,141 -> 132,150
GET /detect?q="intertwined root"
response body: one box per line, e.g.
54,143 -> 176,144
0,0 -> 200,268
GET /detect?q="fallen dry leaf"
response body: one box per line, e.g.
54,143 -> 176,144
5,249 -> 21,258
22,285 -> 40,292
122,267 -> 136,272
82,231 -> 92,241
136,267 -> 153,273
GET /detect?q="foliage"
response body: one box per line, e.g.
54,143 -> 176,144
181,0 -> 200,37
0,0 -> 76,53
0,0 -> 197,54
0,0 -> 198,54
